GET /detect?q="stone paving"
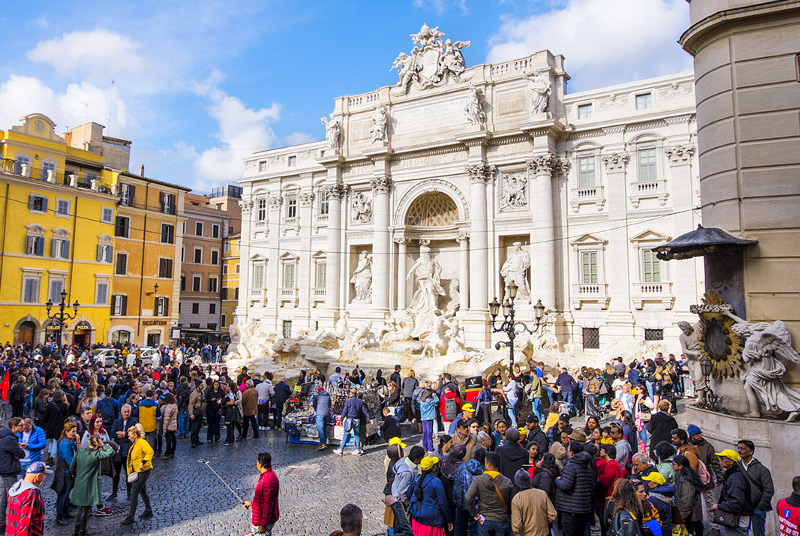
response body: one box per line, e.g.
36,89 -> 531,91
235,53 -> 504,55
43,431 -> 393,536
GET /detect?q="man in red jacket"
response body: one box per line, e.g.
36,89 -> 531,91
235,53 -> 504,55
6,461 -> 46,536
596,444 -> 626,536
244,452 -> 279,535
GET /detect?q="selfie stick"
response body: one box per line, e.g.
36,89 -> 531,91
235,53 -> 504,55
199,460 -> 245,504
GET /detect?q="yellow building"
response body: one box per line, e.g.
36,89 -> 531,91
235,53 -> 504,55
221,232 -> 240,337
0,114 -> 119,346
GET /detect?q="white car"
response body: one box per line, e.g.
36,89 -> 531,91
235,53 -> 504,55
92,348 -> 119,367
126,347 -> 160,368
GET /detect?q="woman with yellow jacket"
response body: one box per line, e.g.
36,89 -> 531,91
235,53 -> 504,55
121,424 -> 153,526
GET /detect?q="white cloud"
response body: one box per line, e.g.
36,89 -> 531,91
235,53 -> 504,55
0,75 -> 129,135
487,0 -> 691,90
284,132 -> 317,146
27,29 -> 146,85
192,81 -> 281,191
413,0 -> 469,14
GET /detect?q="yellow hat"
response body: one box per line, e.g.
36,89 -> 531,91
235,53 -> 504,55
461,403 -> 475,413
420,456 -> 439,471
518,427 -> 528,436
388,437 -> 407,450
641,472 -> 667,486
715,449 -> 741,462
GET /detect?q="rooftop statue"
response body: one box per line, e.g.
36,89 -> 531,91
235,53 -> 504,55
391,24 -> 471,94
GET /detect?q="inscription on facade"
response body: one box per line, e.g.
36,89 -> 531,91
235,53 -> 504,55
392,98 -> 468,135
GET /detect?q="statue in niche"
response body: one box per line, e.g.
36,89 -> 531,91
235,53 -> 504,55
370,104 -> 389,144
464,85 -> 486,127
725,311 -> 800,421
352,191 -> 373,223
321,115 -> 341,151
350,251 -> 373,303
500,242 -> 531,301
407,245 -> 445,314
501,174 -> 527,210
524,71 -> 551,115
678,321 -> 708,405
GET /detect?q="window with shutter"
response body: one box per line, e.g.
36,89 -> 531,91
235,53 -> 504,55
22,278 -> 39,303
642,250 -> 661,282
49,279 -> 64,303
581,251 -> 598,284
35,237 -> 44,256
208,278 -> 218,293
110,295 -> 117,315
161,224 -> 174,244
115,253 -> 127,275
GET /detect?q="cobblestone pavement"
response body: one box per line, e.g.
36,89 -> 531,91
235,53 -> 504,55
43,431 -> 396,536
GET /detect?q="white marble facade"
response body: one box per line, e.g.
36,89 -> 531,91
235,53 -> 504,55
236,27 -> 703,358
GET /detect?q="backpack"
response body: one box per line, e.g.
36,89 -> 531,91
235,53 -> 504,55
97,398 -> 117,425
444,397 -> 459,421
697,459 -> 712,485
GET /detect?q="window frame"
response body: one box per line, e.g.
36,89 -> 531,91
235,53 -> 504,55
115,216 -> 130,238
635,93 -> 652,110
195,221 -> 203,236
193,247 -> 203,264
577,103 -> 593,119
28,194 -> 48,215
192,275 -> 202,292
55,198 -> 71,218
160,223 -> 175,244
578,155 -> 596,189
637,148 -> 658,183
101,207 -> 114,224
95,279 -> 110,305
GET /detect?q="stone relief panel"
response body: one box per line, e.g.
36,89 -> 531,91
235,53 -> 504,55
499,173 -> 528,211
390,24 -> 471,95
351,190 -> 373,224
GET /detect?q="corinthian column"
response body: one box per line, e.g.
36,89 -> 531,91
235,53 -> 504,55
371,177 -> 391,310
324,184 -> 346,311
527,154 -> 557,309
395,237 -> 408,309
467,164 -> 494,311
457,231 -> 470,311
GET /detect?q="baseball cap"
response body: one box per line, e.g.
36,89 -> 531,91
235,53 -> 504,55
26,461 -> 46,474
420,456 -> 439,471
641,472 -> 667,486
388,437 -> 407,450
461,403 -> 475,413
715,449 -> 741,462
526,414 -> 540,424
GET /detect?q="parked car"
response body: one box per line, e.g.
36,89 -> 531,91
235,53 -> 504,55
92,348 -> 118,367
126,347 -> 159,368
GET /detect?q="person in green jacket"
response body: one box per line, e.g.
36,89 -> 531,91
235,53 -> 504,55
69,434 -> 115,536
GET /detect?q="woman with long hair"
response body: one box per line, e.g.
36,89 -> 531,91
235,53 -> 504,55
160,393 -> 178,459
530,452 -> 559,501
408,457 -> 453,535
76,386 -> 98,416
44,389 -> 69,462
52,421 -> 78,525
672,454 -> 704,536
607,479 -> 645,536
383,440 -> 405,534
420,388 -> 438,453
583,415 -> 600,437
81,414 -> 109,447
121,424 -> 154,526
492,419 -> 508,450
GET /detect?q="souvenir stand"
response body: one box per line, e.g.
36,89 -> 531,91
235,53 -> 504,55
282,383 -> 381,445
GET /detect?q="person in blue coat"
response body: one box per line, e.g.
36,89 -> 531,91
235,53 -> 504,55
409,456 -> 453,533
334,388 -> 372,456
16,418 -> 46,473
313,387 -> 331,451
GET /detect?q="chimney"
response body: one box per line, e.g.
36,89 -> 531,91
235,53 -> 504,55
139,164 -> 145,176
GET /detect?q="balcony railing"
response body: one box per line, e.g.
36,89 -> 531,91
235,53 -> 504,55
570,283 -> 610,310
0,158 -> 116,194
632,281 -> 674,310
569,185 -> 606,213
280,288 -> 297,303
630,179 -> 669,208
251,289 -> 263,297
313,288 -> 326,300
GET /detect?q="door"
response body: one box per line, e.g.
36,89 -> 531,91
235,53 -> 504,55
17,321 -> 35,346
146,332 -> 161,347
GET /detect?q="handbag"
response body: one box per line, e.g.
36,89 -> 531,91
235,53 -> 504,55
711,510 -> 740,528
127,471 -> 139,483
342,417 -> 352,433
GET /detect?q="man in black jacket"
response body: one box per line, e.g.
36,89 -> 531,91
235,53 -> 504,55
0,418 -> 25,533
646,399 -> 678,461
737,440 -> 774,536
525,414 -> 548,454
9,375 -> 27,418
272,376 -> 292,428
554,441 -> 595,536
109,405 -> 138,501
497,428 -> 528,483
711,449 -> 754,534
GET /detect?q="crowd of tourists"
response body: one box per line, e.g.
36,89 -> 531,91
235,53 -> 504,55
0,340 -> 797,536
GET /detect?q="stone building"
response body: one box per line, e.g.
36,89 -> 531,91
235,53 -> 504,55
236,27 -> 703,358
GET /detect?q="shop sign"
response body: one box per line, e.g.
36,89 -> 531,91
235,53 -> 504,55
142,320 -> 168,326
73,321 -> 92,331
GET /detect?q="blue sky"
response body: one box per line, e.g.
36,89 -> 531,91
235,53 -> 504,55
0,0 -> 691,192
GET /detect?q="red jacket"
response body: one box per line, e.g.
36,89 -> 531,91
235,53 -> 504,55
5,481 -> 45,536
252,469 -> 280,527
439,392 -> 461,421
596,457 -> 626,505
778,494 -> 800,536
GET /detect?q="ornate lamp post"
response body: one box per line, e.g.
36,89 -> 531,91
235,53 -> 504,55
698,356 -> 725,412
45,289 -> 80,354
488,283 -> 546,369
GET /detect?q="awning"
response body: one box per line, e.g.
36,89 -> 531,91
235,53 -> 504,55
654,225 -> 758,261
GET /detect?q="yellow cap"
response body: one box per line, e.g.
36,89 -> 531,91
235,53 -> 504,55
518,427 -> 528,436
420,456 -> 439,471
461,403 -> 475,413
641,472 -> 666,485
388,437 -> 407,450
715,449 -> 741,462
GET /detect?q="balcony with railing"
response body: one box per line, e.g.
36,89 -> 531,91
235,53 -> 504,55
0,158 -> 116,195
571,283 -> 610,310
313,288 -> 326,300
569,184 -> 606,213
280,287 -> 297,305
629,179 -> 669,208
632,281 -> 674,310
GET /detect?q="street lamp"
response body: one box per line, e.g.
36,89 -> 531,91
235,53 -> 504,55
489,283 -> 546,369
145,283 -> 159,296
45,289 -> 80,355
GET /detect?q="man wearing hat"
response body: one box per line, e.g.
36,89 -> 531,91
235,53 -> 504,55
5,461 -> 46,536
497,428 -> 528,482
688,424 -> 724,516
448,403 -> 475,435
711,449 -> 755,535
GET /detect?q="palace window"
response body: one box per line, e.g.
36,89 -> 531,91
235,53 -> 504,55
635,93 -> 652,110
101,207 -> 114,224
638,149 -> 657,182
95,279 -> 110,305
318,189 -> 329,215
26,226 -> 46,256
577,104 -> 592,119
258,161 -> 266,172
252,264 -> 264,289
116,253 -> 128,275
212,224 -> 220,238
28,194 -> 47,214
578,156 -> 595,189
195,222 -> 203,236
209,303 -> 216,314
111,295 -> 127,316
192,275 -> 201,292
642,249 -> 661,283
211,249 -> 219,265
282,263 -> 295,289
119,183 -> 135,207
158,258 -> 173,278
160,192 -> 175,215
155,297 -> 170,316
581,251 -> 598,284
192,303 -> 199,314
256,199 -> 266,222
583,328 -> 600,349
48,275 -> 65,303
97,235 -> 113,263
194,247 -> 202,264
285,193 -> 298,220
316,261 -> 327,289
52,237 -> 70,260
644,328 -> 664,341
21,270 -> 41,303
115,216 -> 130,238
208,277 -> 218,293
56,199 -> 71,217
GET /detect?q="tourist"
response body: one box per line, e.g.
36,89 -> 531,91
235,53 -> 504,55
511,470 -> 557,536
530,452 -> 559,502
420,388 -> 438,453
401,370 -> 418,423
609,479 -> 646,536
642,471 -> 674,536
610,423 -> 631,468
688,425 -> 724,484
464,451 -> 513,534
256,373 -> 275,430
9,376 -> 27,419
70,434 -> 115,535
223,380 -> 244,445
243,452 -> 280,535
546,413 -> 570,446
777,476 -> 800,536
737,439 -> 774,536
188,379 -> 206,446
654,441 -> 677,484
437,434 -> 453,460
527,370 -> 546,423
392,445 -> 425,505
711,449 -> 754,536
554,441 -> 595,536
475,379 -> 494,426
525,415 -> 548,454
160,392 -> 178,458
451,419 -> 477,461
5,461 -> 46,536
241,380 -> 259,439
379,407 -> 401,443
647,400 -> 678,461
137,389 -> 160,449
109,404 -> 137,500
555,367 -> 578,412
15,418 -> 45,474
408,456 -> 452,533
448,403 -> 475,435
671,428 -> 700,471
492,419 -> 508,449
272,376 -> 292,428
205,380 -> 224,442
497,428 -> 528,483
453,447 -> 485,536
52,421 -> 78,525
314,387 -> 332,451
43,390 -> 69,465
631,453 -> 656,479
0,418 -> 25,534
121,424 -> 154,526
503,374 -> 519,427
385,381 -> 401,420
595,444 -> 625,535
439,384 -> 461,432
672,454 -> 704,536
334,388 -> 371,456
